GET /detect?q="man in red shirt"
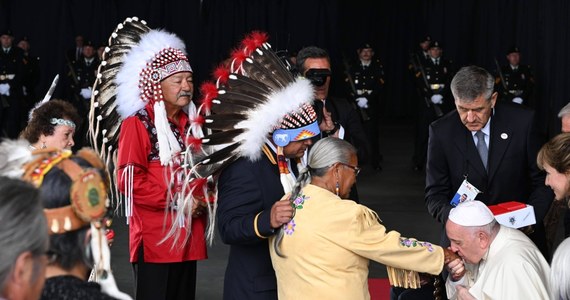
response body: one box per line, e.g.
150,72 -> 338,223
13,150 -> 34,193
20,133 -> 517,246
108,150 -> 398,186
91,18 -> 206,300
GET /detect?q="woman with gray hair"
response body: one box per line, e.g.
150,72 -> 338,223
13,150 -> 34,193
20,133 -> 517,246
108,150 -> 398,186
269,137 -> 462,300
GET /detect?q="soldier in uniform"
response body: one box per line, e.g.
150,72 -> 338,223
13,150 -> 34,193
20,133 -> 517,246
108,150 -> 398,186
0,30 -> 25,138
66,40 -> 99,149
17,37 -> 41,118
411,40 -> 454,171
408,36 -> 432,79
495,46 -> 535,107
347,43 -> 385,170
416,36 -> 432,62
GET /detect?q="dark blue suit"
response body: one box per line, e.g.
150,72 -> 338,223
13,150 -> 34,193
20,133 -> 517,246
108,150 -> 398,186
217,150 -> 285,300
426,102 -> 553,256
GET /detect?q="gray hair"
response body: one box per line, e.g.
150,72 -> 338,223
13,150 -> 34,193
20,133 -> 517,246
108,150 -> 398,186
273,137 -> 356,257
450,65 -> 494,103
0,177 -> 48,293
551,237 -> 570,300
558,102 -> 570,118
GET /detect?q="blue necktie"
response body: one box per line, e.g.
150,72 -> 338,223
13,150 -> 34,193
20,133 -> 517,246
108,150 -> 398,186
476,130 -> 488,170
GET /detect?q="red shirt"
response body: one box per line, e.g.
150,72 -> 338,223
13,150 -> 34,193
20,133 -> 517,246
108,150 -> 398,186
117,106 -> 207,263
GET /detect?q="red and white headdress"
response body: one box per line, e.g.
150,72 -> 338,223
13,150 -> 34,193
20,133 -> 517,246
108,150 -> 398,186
90,17 -> 193,167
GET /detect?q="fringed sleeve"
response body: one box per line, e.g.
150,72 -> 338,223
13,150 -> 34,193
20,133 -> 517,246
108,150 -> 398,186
346,205 -> 445,281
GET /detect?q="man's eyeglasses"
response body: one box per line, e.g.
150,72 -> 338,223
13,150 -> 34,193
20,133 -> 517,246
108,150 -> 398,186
340,163 -> 361,176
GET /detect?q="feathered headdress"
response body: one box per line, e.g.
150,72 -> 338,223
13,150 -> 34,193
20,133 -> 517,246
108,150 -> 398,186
89,17 -> 199,223
89,16 -> 193,168
187,31 -> 318,177
165,31 -> 319,243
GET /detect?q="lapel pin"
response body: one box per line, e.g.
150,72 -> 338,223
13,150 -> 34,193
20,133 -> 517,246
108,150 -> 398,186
501,133 -> 508,140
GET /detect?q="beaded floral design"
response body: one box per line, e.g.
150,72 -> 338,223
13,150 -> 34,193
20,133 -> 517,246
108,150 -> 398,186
399,238 -> 434,252
282,194 -> 309,235
284,219 -> 296,235
291,194 -> 309,209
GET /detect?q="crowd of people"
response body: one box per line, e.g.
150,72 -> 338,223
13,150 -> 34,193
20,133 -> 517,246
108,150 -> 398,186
1,15 -> 570,300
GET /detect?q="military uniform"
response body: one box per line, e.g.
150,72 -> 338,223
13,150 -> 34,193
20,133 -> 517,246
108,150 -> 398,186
412,41 -> 454,170
347,55 -> 385,169
0,34 -> 25,138
67,53 -> 99,149
495,64 -> 534,106
21,51 -> 41,115
408,36 -> 432,79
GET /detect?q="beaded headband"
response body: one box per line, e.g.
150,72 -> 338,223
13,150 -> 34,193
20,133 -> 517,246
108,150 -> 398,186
50,117 -> 76,128
139,47 -> 193,105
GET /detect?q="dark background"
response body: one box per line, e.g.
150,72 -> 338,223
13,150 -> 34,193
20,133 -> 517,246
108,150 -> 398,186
1,0 -> 569,136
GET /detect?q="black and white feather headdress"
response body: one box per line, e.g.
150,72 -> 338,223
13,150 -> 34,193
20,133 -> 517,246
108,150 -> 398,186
165,32 -> 319,243
186,32 -> 319,179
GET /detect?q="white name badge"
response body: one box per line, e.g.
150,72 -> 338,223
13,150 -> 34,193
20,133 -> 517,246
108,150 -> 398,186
450,179 -> 481,206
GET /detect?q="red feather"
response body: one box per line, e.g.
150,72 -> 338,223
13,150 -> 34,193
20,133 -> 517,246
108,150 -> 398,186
186,136 -> 203,152
230,48 -> 248,71
241,31 -> 269,55
190,114 -> 205,127
213,66 -> 230,85
188,177 -> 207,198
199,82 -> 218,109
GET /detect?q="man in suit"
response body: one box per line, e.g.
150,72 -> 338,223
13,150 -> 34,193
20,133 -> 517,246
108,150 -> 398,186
66,34 -> 84,62
295,46 -> 369,170
426,65 -> 553,258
